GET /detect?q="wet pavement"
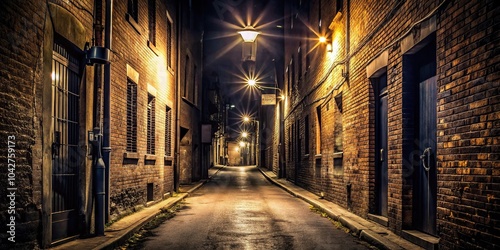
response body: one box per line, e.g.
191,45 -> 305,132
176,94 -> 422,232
141,165 -> 371,250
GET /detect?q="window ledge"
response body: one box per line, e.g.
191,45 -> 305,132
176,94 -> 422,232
145,154 -> 157,161
124,152 -> 139,160
126,13 -> 142,34
164,156 -> 173,166
303,154 -> 310,159
333,152 -> 343,158
148,40 -> 159,56
167,66 -> 175,75
314,154 -> 322,159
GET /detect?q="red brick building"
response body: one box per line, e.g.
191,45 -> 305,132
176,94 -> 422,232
280,0 -> 499,249
0,0 -> 203,248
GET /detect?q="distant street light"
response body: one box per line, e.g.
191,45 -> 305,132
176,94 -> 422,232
248,79 -> 256,86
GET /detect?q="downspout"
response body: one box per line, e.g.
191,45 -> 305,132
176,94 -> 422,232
91,0 -> 103,236
101,0 -> 113,234
174,0 -> 182,192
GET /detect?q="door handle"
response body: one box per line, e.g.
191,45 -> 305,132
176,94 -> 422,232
380,148 -> 384,162
420,147 -> 432,171
52,131 -> 61,159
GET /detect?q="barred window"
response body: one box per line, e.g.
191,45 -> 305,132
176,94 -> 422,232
165,106 -> 172,156
167,18 -> 173,68
183,55 -> 190,98
304,115 -> 310,155
128,0 -> 138,22
316,106 -> 322,155
127,79 -> 138,152
147,94 -> 156,155
148,0 -> 156,45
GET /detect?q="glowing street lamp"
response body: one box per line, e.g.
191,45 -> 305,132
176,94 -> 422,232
239,26 -> 260,64
238,26 -> 260,43
247,79 -> 256,86
241,132 -> 248,138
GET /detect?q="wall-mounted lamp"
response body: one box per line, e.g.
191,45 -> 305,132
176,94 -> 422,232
85,43 -> 110,65
327,43 -> 333,53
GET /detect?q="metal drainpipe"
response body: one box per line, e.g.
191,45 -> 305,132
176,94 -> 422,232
92,0 -> 104,236
98,0 -> 113,235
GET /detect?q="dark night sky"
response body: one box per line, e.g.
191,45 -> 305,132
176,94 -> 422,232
202,0 -> 284,137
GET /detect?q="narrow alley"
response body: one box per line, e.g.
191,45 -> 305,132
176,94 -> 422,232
130,166 -> 370,250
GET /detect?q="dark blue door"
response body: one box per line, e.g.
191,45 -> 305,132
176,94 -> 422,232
375,73 -> 388,217
416,76 -> 437,235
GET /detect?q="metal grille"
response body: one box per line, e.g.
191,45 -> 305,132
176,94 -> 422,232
147,94 -> 156,154
51,42 -> 80,240
127,79 -> 138,152
128,0 -> 138,21
167,20 -> 172,67
165,106 -> 172,156
148,0 -> 156,45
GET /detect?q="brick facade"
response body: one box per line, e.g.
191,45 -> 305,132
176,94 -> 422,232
108,0 -> 177,219
0,0 -> 203,247
281,0 -> 499,249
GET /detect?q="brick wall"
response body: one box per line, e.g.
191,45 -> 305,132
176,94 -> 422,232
282,0 -> 499,248
0,0 -> 95,247
436,0 -> 499,248
0,2 -> 46,247
109,0 -> 177,219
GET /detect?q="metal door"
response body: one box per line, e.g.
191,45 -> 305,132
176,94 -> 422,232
415,76 -> 437,235
51,42 -> 81,241
375,73 -> 388,217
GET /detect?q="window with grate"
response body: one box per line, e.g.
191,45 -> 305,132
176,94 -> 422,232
127,79 -> 138,152
128,0 -> 138,22
291,56 -> 295,94
336,0 -> 343,13
167,18 -> 173,68
165,106 -> 172,156
148,0 -> 156,45
193,65 -> 197,105
316,106 -> 322,155
298,43 -> 302,84
147,94 -> 156,155
304,115 -> 310,155
183,55 -> 190,99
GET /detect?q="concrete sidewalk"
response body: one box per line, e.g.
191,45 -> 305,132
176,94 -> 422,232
258,168 -> 423,250
51,165 -> 225,250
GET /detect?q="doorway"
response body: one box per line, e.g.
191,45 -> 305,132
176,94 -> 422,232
405,36 -> 437,236
51,41 -> 81,242
374,72 -> 388,217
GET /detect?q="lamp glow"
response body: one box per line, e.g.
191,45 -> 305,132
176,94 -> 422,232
238,26 -> 260,42
319,36 -> 327,43
247,79 -> 256,86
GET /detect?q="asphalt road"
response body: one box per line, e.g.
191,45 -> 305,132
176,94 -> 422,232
141,166 -> 371,250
